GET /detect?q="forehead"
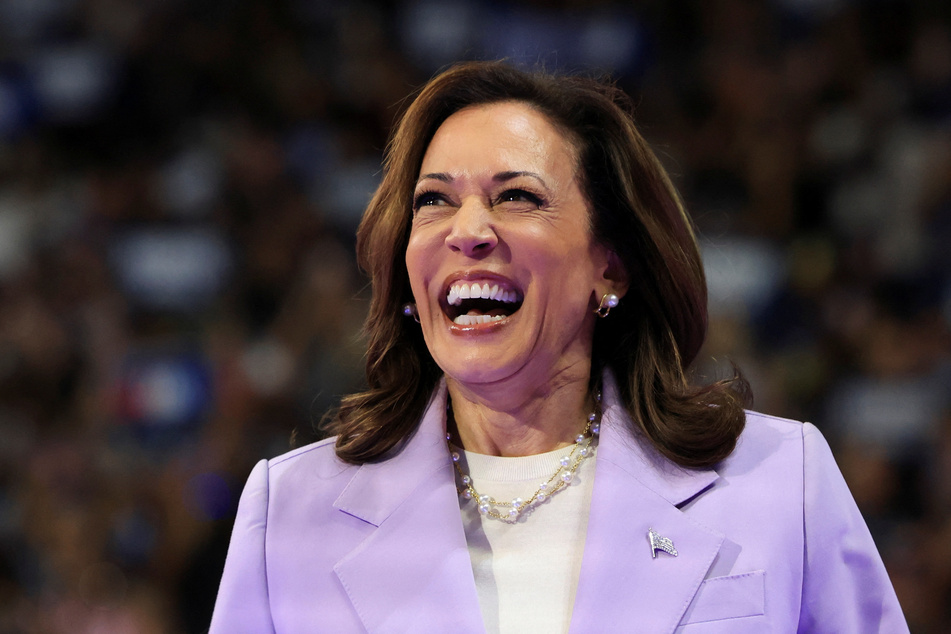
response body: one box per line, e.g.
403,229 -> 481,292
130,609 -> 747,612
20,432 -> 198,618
420,101 -> 579,176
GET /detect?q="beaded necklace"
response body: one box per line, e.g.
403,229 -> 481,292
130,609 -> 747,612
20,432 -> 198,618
447,390 -> 601,522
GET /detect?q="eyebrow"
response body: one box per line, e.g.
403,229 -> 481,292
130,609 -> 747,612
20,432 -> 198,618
415,171 -> 549,188
417,172 -> 453,184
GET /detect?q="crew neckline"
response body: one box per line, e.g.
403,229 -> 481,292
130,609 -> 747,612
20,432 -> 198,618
455,444 -> 588,482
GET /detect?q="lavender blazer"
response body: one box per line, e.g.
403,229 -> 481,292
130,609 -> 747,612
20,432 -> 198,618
210,374 -> 908,633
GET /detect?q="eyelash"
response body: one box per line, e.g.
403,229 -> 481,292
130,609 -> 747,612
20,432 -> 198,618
412,190 -> 445,211
411,188 -> 546,212
495,188 -> 544,207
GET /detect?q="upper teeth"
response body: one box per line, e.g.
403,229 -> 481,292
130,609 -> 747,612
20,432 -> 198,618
447,282 -> 518,306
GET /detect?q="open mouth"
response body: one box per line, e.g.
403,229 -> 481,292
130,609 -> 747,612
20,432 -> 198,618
445,281 -> 523,326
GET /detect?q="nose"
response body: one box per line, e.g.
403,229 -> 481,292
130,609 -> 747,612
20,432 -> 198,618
445,197 -> 498,256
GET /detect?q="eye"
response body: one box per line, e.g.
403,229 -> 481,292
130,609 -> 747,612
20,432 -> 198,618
495,189 -> 544,207
412,190 -> 452,212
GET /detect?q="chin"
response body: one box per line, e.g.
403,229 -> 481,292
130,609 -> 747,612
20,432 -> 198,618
429,336 -> 535,387
434,350 -> 522,386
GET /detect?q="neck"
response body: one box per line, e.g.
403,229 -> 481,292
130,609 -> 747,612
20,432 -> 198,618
446,366 -> 595,457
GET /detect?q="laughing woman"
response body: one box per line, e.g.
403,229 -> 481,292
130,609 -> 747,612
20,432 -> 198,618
210,62 -> 907,633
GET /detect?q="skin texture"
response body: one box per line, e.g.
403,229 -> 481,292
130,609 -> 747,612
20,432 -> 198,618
405,101 -> 627,457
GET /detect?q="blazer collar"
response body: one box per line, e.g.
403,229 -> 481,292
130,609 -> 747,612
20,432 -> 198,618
331,372 -> 720,522
596,371 -> 720,507
570,372 -> 724,634
333,383 -> 452,527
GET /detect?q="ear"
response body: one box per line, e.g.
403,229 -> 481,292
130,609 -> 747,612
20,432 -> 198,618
601,248 -> 629,299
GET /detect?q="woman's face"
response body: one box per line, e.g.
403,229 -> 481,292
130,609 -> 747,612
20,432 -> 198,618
405,101 -> 623,389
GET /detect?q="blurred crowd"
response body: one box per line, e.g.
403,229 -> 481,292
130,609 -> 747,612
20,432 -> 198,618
0,0 -> 948,631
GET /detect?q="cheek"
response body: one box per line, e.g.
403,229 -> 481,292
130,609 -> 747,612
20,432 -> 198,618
405,231 -> 436,300
533,233 -> 602,277
405,230 -> 426,275
537,241 -> 605,309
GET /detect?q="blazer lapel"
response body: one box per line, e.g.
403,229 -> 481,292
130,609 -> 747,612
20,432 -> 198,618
330,374 -> 722,634
332,382 -> 485,634
570,375 -> 724,634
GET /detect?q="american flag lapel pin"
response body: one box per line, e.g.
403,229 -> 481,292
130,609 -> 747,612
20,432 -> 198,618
648,527 -> 678,558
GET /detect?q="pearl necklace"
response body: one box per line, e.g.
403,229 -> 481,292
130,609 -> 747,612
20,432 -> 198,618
447,391 -> 601,522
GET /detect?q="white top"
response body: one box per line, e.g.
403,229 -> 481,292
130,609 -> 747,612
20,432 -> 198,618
457,443 -> 598,634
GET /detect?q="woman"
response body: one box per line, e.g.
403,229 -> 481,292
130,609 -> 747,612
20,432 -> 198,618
210,62 -> 907,633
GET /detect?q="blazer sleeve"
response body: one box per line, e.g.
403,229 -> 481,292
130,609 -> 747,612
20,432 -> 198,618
797,423 -> 908,632
209,459 -> 277,634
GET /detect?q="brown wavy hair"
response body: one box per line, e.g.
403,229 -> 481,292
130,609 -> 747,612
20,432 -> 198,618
325,61 -> 750,468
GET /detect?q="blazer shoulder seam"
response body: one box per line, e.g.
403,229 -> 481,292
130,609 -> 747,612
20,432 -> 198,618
744,410 -> 806,429
267,436 -> 338,469
262,457 -> 276,629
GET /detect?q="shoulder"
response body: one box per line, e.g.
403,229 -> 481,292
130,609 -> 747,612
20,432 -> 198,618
724,411 -> 838,474
739,409 -> 808,441
251,436 -> 358,504
702,410 -> 823,520
719,410 -> 811,475
268,435 -> 347,473
712,411 -> 855,522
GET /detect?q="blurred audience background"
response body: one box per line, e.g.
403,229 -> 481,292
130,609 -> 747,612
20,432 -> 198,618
0,0 -> 948,631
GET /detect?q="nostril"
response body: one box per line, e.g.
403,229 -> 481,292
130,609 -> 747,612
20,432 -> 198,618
445,233 -> 497,256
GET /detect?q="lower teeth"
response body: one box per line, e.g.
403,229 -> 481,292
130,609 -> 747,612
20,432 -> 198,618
453,313 -> 506,326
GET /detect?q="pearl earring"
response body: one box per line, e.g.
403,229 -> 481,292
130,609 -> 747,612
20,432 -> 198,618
402,302 -> 420,323
595,293 -> 619,318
